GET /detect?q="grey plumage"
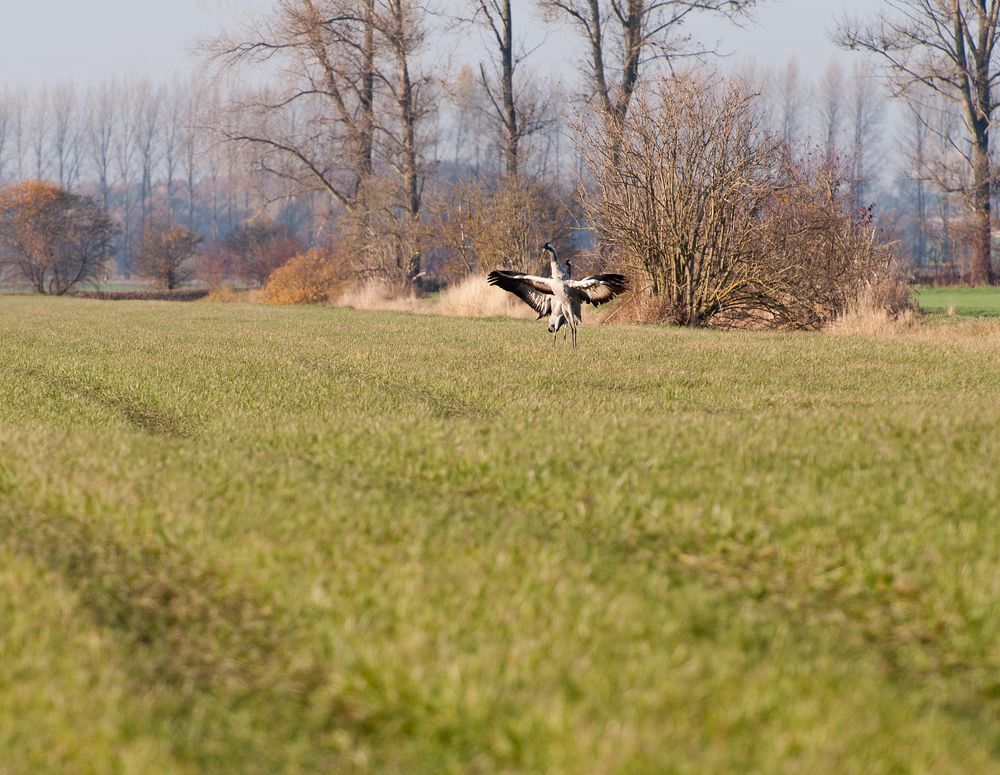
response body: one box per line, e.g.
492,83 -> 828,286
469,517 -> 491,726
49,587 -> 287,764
487,243 -> 628,348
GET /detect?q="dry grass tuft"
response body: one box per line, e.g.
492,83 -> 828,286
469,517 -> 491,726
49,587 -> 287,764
335,280 -> 428,313
434,274 -> 536,318
334,275 -> 538,318
828,305 -> 918,337
826,282 -> 918,337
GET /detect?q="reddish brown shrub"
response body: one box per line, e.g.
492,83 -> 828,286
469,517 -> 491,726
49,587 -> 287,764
225,221 -> 301,286
261,249 -> 345,304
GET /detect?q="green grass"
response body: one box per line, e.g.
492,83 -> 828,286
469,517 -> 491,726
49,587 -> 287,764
915,285 -> 1000,316
2,296 -> 1000,773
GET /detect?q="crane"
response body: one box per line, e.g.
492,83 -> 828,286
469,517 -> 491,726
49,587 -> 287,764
487,243 -> 628,348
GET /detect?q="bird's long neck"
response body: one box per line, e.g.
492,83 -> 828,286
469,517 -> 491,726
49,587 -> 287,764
546,250 -> 562,279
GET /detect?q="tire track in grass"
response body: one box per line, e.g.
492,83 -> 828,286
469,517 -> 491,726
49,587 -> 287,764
8,365 -> 193,437
0,476 -> 361,771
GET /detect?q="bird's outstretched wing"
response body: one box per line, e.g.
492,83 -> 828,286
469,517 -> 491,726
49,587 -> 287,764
487,270 -> 555,318
567,274 -> 629,306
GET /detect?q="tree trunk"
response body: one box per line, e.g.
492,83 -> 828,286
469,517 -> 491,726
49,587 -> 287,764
500,0 -> 517,179
360,0 -> 375,188
970,141 -> 995,285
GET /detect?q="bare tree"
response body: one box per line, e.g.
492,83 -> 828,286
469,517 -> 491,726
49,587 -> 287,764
838,0 -> 1000,284
816,61 -> 845,162
87,81 -> 117,211
135,82 -> 163,232
846,60 -> 884,210
211,0 -> 436,283
899,100 -> 930,266
209,0 -> 379,213
0,89 -> 12,185
579,74 -> 901,328
114,83 -> 140,271
540,0 -> 758,138
0,181 -> 116,294
179,79 -> 209,229
9,89 -> 27,182
162,82 -> 186,219
378,0 -> 430,221
447,65 -> 488,173
134,217 -> 202,289
51,84 -> 83,190
774,57 -> 807,147
28,87 -> 49,180
461,0 -> 550,179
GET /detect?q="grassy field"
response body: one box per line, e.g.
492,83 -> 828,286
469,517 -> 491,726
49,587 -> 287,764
2,296 -> 1000,773
915,285 -> 1000,317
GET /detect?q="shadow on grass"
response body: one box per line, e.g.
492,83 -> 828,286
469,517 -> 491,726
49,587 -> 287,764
0,476 -> 360,771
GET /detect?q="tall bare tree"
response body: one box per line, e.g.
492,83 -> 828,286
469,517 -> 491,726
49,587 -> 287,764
210,0 -> 379,213
162,82 -> 186,219
540,0 -> 758,137
899,100 -> 931,266
114,83 -> 140,271
816,61 -> 845,162
211,0 -> 435,283
87,81 -> 117,211
447,65 -> 488,173
838,0 -> 1000,284
28,87 -> 49,180
51,84 -> 83,190
462,0 -> 550,178
846,61 -> 884,210
0,89 -> 12,185
774,57 -> 807,147
135,82 -> 163,232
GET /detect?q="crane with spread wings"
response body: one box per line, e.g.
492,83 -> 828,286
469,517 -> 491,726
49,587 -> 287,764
487,243 -> 629,348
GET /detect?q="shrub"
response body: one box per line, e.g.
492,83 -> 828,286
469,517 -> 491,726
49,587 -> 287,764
192,241 -> 237,289
260,249 -> 345,305
225,221 -> 301,286
581,74 -> 903,329
133,219 -> 202,290
0,181 -> 115,295
431,178 -> 580,277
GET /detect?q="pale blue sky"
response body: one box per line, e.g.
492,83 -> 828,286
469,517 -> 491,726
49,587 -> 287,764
0,0 -> 876,89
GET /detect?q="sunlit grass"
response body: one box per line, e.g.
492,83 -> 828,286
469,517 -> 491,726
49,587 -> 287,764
915,285 -> 1000,317
2,295 -> 1000,773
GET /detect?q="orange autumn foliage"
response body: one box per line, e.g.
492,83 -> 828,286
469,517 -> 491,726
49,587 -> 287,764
261,248 -> 346,305
0,180 -> 116,294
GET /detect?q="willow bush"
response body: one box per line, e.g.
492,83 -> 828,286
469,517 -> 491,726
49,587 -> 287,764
581,74 -> 903,328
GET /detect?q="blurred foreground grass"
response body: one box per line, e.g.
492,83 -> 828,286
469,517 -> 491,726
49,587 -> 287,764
2,295 -> 1000,773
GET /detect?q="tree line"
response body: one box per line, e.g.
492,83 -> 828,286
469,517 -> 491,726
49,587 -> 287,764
1,0 -> 998,310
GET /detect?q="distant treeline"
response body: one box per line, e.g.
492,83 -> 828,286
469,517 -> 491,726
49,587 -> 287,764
0,0 -> 990,286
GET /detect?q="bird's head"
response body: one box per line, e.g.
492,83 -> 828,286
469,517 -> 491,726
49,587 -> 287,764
540,242 -> 556,255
